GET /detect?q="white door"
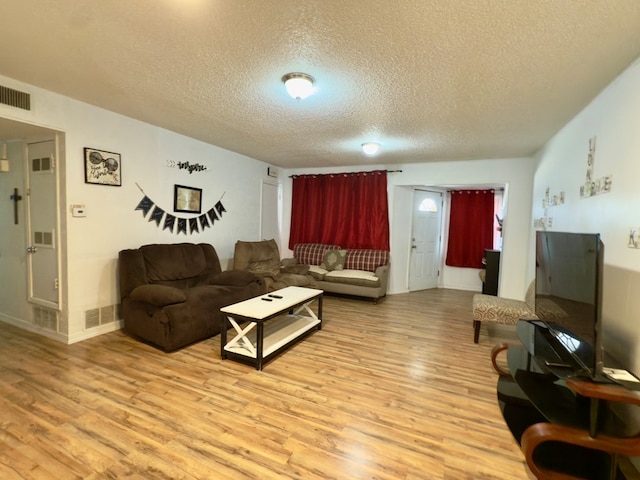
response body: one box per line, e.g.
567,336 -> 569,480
409,190 -> 443,291
260,181 -> 279,246
26,139 -> 59,307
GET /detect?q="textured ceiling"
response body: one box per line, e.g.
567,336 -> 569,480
1,1 -> 640,168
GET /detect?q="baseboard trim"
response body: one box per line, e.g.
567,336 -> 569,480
68,320 -> 124,344
0,313 -> 123,344
0,313 -> 68,343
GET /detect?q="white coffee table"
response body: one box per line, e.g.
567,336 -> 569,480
220,286 -> 323,370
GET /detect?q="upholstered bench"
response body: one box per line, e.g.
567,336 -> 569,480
472,281 -> 536,343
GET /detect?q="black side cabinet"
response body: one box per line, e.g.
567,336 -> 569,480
482,249 -> 500,295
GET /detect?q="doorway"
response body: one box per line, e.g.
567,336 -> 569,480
0,118 -> 64,337
26,139 -> 60,308
260,181 -> 279,247
409,189 -> 443,291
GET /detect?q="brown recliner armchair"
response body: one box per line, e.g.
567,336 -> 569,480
118,242 -> 263,351
233,239 -> 317,292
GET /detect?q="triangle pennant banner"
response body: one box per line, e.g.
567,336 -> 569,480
189,218 -> 199,234
163,213 -> 176,232
208,207 -> 219,224
177,218 -> 188,235
135,191 -> 227,235
135,196 -> 154,217
149,206 -> 165,226
215,201 -> 226,217
199,214 -> 210,230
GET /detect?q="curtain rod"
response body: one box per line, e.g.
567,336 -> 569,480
289,169 -> 402,178
448,187 -> 505,192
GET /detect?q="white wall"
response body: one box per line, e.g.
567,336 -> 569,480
281,157 -> 535,300
531,56 -> 640,373
0,74 -> 272,343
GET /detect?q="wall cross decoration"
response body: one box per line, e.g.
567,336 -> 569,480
10,187 -> 22,224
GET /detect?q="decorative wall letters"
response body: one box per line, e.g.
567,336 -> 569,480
533,187 -> 564,230
166,160 -> 209,174
580,136 -> 612,198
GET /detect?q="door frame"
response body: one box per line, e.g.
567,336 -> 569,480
408,188 -> 444,291
260,179 -> 280,246
23,133 -> 65,311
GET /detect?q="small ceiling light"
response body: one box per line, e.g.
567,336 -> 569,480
282,72 -> 315,100
362,142 -> 380,156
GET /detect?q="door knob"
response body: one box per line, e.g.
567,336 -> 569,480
26,245 -> 38,253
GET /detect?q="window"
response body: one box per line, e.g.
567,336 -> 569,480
418,198 -> 438,212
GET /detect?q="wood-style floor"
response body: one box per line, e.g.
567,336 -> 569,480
0,289 -> 529,479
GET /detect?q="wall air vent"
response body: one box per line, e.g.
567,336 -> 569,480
85,304 -> 120,329
85,308 -> 100,329
100,305 -> 116,325
33,305 -> 58,331
0,85 -> 31,110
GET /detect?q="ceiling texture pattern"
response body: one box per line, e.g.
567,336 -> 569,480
1,0 -> 640,168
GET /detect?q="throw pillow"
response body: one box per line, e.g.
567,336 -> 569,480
320,249 -> 347,271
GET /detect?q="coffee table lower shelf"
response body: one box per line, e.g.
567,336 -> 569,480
223,315 -> 321,369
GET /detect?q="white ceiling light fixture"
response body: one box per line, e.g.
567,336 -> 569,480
362,142 -> 380,156
282,72 -> 315,100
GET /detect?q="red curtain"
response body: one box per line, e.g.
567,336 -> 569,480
445,189 -> 495,268
289,170 -> 390,250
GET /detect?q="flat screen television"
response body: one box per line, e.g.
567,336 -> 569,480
535,231 -> 604,380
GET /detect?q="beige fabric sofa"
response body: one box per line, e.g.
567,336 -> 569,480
284,243 -> 390,303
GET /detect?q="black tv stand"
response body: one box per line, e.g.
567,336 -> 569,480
544,360 -> 573,369
493,320 -> 640,479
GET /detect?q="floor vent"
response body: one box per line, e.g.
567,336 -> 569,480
0,85 -> 31,110
33,305 -> 58,331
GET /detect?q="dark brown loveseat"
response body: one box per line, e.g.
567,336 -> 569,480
118,243 -> 264,351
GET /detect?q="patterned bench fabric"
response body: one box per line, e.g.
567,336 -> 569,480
472,295 -> 536,325
294,243 -> 341,266
471,281 -> 537,343
344,249 -> 390,272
